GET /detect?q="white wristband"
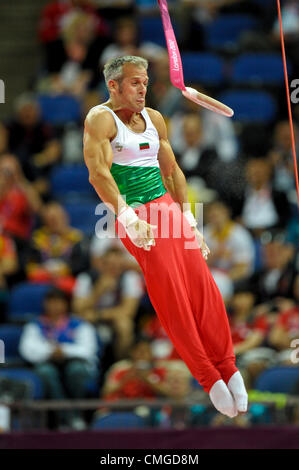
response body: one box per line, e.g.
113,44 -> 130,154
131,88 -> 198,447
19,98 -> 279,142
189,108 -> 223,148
117,206 -> 139,228
184,210 -> 197,228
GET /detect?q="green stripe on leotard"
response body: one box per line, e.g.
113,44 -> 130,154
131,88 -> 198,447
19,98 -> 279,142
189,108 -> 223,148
111,163 -> 167,207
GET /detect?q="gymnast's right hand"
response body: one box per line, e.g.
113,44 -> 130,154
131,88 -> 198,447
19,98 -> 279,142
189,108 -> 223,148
117,206 -> 156,251
127,219 -> 157,251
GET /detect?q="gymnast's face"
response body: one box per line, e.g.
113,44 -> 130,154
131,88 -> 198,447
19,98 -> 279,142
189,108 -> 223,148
110,63 -> 149,113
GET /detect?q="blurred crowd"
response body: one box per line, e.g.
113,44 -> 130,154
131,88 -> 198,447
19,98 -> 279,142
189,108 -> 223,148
0,0 -> 299,430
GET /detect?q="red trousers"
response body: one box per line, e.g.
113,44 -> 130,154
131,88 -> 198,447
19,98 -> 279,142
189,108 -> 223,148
116,192 -> 237,392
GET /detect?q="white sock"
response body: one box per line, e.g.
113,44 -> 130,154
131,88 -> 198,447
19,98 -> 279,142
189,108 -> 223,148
209,380 -> 238,418
227,371 -> 248,413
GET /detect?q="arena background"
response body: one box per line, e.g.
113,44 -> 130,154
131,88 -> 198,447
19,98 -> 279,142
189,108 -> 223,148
0,0 -> 298,449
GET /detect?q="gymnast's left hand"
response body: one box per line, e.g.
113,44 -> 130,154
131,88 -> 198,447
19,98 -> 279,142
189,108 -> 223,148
192,227 -> 210,260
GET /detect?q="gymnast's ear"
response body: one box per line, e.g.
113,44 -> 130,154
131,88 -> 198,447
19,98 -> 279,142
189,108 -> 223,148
107,79 -> 118,94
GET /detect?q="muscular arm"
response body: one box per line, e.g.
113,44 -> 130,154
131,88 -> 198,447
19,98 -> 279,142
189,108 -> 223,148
147,108 -> 190,212
84,107 -> 156,250
83,108 -> 127,215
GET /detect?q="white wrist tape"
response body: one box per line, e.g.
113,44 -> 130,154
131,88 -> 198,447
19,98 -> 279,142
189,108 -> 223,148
184,210 -> 197,228
117,206 -> 139,228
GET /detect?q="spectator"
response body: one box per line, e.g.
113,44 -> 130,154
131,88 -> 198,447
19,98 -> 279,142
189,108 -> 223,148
6,93 -> 61,198
39,1 -> 110,83
170,90 -> 238,163
0,154 -> 43,216
229,291 -> 270,357
140,313 -> 181,361
272,0 -> 299,46
41,9 -> 109,95
0,157 -> 33,242
101,339 -> 190,401
61,89 -> 104,164
73,246 -> 144,359
38,0 -> 70,45
89,228 -> 141,273
268,273 -> 299,363
196,105 -> 238,163
38,0 -> 109,43
0,155 -> 42,281
19,287 -> 99,429
248,238 -> 297,305
0,232 -> 18,322
234,157 -> 291,236
228,291 -> 274,389
101,339 -> 167,401
26,202 -> 84,292
99,17 -> 165,69
146,52 -> 183,119
204,200 -> 255,291
173,113 -> 220,191
268,120 -> 299,196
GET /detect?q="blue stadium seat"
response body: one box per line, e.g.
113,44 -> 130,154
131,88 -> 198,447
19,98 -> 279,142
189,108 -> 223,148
63,201 -> 101,236
136,0 -> 159,8
231,53 -> 289,86
92,412 -> 148,429
50,165 -> 96,201
181,53 -> 225,86
218,90 -> 277,123
204,14 -> 259,49
0,369 -> 44,399
139,16 -> 179,47
0,325 -> 24,364
8,283 -> 52,321
37,94 -> 81,125
254,367 -> 299,394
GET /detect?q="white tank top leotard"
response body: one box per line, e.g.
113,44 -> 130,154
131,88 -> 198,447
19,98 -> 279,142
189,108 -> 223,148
98,105 -> 166,207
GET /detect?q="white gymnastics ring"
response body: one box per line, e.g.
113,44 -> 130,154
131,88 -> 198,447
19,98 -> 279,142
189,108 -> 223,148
182,86 -> 234,118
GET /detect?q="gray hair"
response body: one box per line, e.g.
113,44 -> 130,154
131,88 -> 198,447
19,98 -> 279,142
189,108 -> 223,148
103,56 -> 148,88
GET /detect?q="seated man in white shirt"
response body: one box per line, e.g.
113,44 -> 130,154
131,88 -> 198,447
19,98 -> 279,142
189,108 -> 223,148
169,104 -> 238,163
73,245 -> 144,360
204,200 -> 255,300
171,113 -> 220,191
19,287 -> 99,429
239,157 -> 291,237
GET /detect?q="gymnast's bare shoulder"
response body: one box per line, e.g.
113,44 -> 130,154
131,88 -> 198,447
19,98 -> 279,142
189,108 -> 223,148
84,105 -> 117,142
146,107 -> 168,139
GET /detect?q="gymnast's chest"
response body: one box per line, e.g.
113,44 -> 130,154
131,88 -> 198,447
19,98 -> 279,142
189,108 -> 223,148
111,125 -> 160,166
